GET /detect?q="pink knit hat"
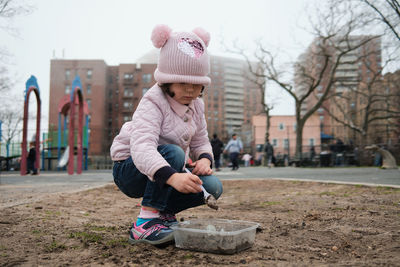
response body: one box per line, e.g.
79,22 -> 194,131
151,24 -> 211,85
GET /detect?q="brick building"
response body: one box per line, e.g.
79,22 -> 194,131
252,114 -> 321,162
48,53 -> 263,163
294,36 -> 383,147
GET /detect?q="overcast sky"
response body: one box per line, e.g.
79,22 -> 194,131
3,0 -> 318,132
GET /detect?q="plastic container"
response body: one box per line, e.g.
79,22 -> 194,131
172,219 -> 259,254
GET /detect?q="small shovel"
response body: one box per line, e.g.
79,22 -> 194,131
185,168 -> 218,210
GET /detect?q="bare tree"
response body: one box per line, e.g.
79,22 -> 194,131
0,66 -> 12,92
227,1 -> 381,160
323,59 -> 400,142
242,64 -> 277,165
357,0 -> 400,41
0,0 -> 34,147
243,61 -> 275,139
319,1 -> 400,153
0,0 -> 32,36
0,106 -> 23,150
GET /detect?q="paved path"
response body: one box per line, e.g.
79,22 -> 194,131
216,166 -> 400,187
1,167 -> 399,208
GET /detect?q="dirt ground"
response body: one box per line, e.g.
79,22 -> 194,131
1,179 -> 400,266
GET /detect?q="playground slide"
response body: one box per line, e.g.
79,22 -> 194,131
57,146 -> 69,168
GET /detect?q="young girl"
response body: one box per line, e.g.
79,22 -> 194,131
110,25 -> 223,246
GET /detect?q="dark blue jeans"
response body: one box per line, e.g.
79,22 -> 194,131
230,152 -> 239,169
27,158 -> 37,174
112,144 -> 223,214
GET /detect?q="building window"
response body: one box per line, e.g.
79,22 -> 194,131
142,88 -> 149,95
319,115 -> 324,121
124,88 -> 134,97
123,101 -> 132,109
87,69 -> 93,79
65,69 -> 71,80
279,123 -> 285,130
86,99 -> 91,109
65,85 -> 71,94
272,139 -> 278,147
284,139 -> 289,149
124,73 -> 134,80
293,123 -> 297,131
318,108 -> 324,113
309,138 -> 315,146
123,116 -> 131,122
86,84 -> 91,94
142,73 -> 152,83
317,85 -> 323,92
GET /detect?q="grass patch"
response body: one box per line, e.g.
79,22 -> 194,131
330,207 -> 345,211
105,238 -> 128,247
102,252 -> 112,258
183,253 -> 194,260
319,191 -> 336,196
44,241 -> 66,252
259,201 -> 281,206
32,229 -> 43,235
85,223 -> 117,232
45,210 -> 61,216
69,231 -> 103,243
376,186 -> 400,194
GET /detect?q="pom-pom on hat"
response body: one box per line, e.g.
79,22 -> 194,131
151,24 -> 211,86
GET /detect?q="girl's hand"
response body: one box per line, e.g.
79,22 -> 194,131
166,172 -> 202,194
190,158 -> 213,176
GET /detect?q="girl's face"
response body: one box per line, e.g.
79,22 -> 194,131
170,83 -> 203,105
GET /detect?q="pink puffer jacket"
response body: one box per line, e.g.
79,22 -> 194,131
110,84 -> 213,181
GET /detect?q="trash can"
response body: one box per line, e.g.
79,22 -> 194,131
320,152 -> 331,167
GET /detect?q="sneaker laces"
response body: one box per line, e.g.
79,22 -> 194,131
159,213 -> 176,222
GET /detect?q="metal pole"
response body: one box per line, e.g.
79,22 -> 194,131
0,120 -> 2,157
41,132 -> 45,171
57,113 -> 61,171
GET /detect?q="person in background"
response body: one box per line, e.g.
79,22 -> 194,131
26,141 -> 38,175
210,134 -> 223,171
110,25 -> 223,246
223,133 -> 243,171
310,145 -> 316,166
242,153 -> 252,167
265,140 -> 274,168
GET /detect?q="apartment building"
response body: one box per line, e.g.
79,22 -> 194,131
206,56 -> 263,147
48,60 -> 109,156
294,36 -> 382,146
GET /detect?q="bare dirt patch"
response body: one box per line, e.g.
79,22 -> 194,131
1,179 -> 400,266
